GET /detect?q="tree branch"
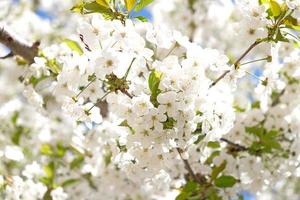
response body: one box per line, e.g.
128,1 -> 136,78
209,39 -> 263,88
0,25 -> 39,64
176,148 -> 202,184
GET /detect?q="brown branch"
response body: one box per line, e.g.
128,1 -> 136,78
220,138 -> 248,151
0,26 -> 39,64
176,148 -> 202,184
209,39 -> 263,88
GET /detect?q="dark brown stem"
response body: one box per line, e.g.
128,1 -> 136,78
220,138 -> 248,151
0,26 -> 39,64
209,40 -> 263,88
176,148 -> 201,184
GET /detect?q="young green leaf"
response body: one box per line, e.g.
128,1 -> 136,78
46,58 -> 61,74
64,39 -> 83,55
205,151 -> 220,165
134,16 -> 148,22
175,181 -> 199,200
40,144 -> 54,156
211,160 -> 227,181
269,0 -> 281,17
85,2 -> 114,18
43,162 -> 55,180
135,0 -> 154,12
207,141 -> 220,149
71,2 -> 85,13
70,155 -> 84,169
125,0 -> 137,11
61,179 -> 80,187
214,175 -> 237,188
96,0 -> 110,8
73,1 -> 114,20
148,70 -> 163,107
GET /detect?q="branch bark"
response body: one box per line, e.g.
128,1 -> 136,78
0,25 -> 39,64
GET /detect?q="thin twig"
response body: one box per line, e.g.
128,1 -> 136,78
209,39 -> 263,88
124,58 -> 136,80
220,138 -> 248,151
240,56 -> 270,66
86,91 -> 111,113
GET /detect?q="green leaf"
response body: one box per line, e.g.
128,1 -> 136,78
251,101 -> 260,109
211,161 -> 227,181
207,141 -> 220,149
175,181 -> 199,200
205,151 -> 220,165
261,136 -> 281,150
44,162 -> 55,180
72,1 -> 114,20
163,117 -> 176,129
148,70 -> 163,107
11,126 -> 29,145
56,142 -> 67,157
247,127 -> 282,155
71,2 -> 85,13
245,126 -> 264,137
267,129 -> 279,137
84,2 -> 114,19
234,105 -> 246,113
175,193 -> 189,200
258,0 -> 270,4
207,187 -> 222,200
135,0 -> 154,12
70,155 -> 84,169
104,151 -> 112,166
46,58 -> 61,74
11,112 -> 19,125
39,177 -> 52,186
96,0 -> 110,8
125,0 -> 137,11
182,181 -> 198,193
194,134 -> 206,144
269,0 -> 281,17
275,30 -> 289,43
134,16 -> 148,22
214,175 -> 237,188
148,70 -> 163,94
61,179 -> 80,187
28,75 -> 48,87
64,39 -> 83,55
290,25 -> 300,31
40,144 -> 54,156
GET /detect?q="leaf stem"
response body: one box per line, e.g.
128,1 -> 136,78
74,76 -> 97,99
124,57 -> 136,80
86,91 -> 111,113
240,56 -> 270,66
